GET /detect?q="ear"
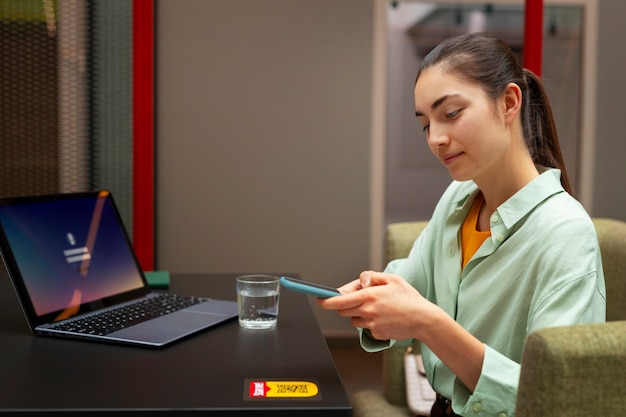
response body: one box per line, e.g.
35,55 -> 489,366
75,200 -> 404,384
502,82 -> 522,124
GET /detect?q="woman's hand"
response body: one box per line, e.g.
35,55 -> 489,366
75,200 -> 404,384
319,270 -> 486,392
318,271 -> 439,342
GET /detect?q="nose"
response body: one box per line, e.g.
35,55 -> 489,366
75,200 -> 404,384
426,124 -> 450,151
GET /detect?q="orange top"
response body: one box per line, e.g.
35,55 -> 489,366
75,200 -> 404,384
461,193 -> 491,269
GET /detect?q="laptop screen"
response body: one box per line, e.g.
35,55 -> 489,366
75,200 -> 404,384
0,191 -> 145,320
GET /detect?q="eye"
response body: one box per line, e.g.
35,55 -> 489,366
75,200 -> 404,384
446,109 -> 460,119
422,124 -> 430,133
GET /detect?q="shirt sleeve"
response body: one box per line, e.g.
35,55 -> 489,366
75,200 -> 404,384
529,270 -> 606,331
453,344 -> 519,417
358,328 -> 414,352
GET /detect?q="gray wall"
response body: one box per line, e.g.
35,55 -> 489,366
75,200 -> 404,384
156,0 -> 373,335
156,0 -> 626,336
593,1 -> 626,219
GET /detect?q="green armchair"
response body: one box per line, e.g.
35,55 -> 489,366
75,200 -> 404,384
352,218 -> 626,417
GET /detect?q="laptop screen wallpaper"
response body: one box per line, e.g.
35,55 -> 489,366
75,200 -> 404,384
0,192 -> 143,318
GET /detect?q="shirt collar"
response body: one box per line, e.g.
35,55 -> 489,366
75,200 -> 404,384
495,168 -> 565,228
451,168 -> 565,228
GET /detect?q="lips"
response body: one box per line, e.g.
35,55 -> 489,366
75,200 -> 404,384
441,152 -> 463,165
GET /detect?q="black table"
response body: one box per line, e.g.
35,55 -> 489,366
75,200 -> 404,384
0,272 -> 352,416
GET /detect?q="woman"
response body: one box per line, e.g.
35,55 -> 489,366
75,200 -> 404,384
319,33 -> 606,416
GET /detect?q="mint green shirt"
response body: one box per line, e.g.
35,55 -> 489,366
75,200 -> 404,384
363,169 -> 606,416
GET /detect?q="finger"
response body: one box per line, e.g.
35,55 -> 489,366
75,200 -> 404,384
367,272 -> 397,286
359,271 -> 373,288
350,316 -> 365,329
350,317 -> 384,339
317,290 -> 368,311
337,279 -> 363,294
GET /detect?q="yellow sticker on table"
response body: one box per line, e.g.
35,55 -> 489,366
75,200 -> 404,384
247,380 -> 320,399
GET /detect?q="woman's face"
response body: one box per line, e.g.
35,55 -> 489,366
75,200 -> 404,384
414,65 -> 512,183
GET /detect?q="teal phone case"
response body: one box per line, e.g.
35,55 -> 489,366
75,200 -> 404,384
279,276 -> 340,298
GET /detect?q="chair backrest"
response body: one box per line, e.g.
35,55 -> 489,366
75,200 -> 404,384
385,221 -> 429,263
592,218 -> 626,321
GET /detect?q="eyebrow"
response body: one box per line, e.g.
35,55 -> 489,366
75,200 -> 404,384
415,94 -> 459,117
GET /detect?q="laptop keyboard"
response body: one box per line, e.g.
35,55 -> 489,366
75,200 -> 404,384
48,293 -> 205,336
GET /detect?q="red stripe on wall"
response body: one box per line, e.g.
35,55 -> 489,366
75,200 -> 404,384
132,0 -> 155,271
523,0 -> 544,76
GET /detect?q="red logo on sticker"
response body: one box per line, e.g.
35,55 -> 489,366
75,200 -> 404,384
249,381 -> 271,397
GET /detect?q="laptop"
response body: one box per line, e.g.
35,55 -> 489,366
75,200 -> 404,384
0,190 -> 238,348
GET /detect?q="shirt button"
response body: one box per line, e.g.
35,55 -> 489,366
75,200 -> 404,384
472,402 -> 482,412
496,234 -> 504,242
498,413 -> 508,417
491,213 -> 500,223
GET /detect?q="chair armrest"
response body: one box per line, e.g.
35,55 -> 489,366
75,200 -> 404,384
516,321 -> 626,417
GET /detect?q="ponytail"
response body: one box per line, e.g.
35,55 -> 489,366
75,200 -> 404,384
522,69 -> 573,195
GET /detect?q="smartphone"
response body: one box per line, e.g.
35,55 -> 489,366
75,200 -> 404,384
279,276 -> 341,298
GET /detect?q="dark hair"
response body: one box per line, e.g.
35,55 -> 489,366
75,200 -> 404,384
416,32 -> 573,195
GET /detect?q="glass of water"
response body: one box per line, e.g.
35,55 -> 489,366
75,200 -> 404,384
235,275 -> 280,329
